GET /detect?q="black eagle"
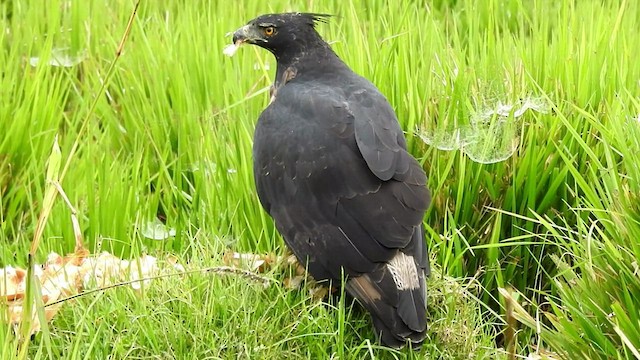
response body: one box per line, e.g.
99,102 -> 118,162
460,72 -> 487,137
231,12 -> 431,348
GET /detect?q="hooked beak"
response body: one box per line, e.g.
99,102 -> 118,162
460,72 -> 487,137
232,24 -> 261,45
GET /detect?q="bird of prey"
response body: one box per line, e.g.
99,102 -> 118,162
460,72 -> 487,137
230,12 -> 431,348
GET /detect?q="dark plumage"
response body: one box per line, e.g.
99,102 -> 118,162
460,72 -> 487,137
231,13 -> 431,348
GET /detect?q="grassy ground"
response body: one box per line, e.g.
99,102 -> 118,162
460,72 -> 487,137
1,0 -> 639,359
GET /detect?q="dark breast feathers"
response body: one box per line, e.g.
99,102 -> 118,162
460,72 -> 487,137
253,71 -> 431,347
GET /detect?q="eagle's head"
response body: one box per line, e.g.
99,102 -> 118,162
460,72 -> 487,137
231,13 -> 331,57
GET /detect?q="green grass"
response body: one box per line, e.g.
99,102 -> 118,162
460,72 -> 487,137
1,0 -> 639,358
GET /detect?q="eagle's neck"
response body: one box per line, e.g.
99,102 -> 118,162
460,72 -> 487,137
273,44 -> 344,90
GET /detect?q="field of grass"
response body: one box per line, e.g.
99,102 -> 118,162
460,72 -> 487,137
1,0 -> 639,359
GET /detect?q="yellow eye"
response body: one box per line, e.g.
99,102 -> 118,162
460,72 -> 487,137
264,26 -> 275,36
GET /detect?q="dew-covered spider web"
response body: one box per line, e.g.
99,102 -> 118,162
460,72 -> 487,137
417,97 -> 549,164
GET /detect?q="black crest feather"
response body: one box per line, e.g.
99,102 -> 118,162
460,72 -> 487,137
304,13 -> 332,25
